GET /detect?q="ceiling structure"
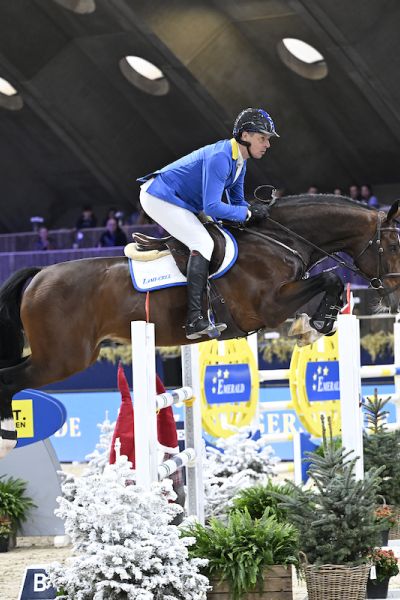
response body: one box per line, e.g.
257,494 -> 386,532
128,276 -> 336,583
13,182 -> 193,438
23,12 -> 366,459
0,0 -> 399,232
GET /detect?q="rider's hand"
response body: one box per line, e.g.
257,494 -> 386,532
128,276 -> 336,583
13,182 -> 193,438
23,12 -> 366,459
246,202 -> 270,224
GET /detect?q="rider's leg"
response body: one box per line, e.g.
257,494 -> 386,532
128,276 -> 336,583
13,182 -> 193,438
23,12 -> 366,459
140,186 -> 227,339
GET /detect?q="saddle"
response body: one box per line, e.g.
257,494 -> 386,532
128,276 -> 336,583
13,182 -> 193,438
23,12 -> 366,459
126,221 -> 248,339
128,221 -> 226,276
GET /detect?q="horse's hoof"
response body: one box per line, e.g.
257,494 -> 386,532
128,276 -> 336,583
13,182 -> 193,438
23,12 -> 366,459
288,313 -> 313,336
295,329 -> 324,347
0,437 -> 17,459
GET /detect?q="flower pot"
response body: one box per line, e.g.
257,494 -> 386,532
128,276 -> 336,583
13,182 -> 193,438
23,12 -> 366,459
388,506 -> 400,540
381,529 -> 389,546
0,535 -> 9,553
304,563 -> 370,600
208,565 -> 292,600
366,576 -> 390,599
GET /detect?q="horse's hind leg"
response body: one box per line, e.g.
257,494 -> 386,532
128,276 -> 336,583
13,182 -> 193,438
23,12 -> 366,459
0,344 -> 101,458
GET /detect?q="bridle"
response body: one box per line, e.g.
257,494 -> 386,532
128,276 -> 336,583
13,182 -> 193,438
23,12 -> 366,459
232,196 -> 400,298
353,214 -> 400,295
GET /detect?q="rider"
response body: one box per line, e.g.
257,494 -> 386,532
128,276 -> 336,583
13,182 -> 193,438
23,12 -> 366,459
137,108 -> 279,340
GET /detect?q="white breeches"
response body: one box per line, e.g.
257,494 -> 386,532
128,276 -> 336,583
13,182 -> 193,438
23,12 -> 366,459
139,182 -> 214,261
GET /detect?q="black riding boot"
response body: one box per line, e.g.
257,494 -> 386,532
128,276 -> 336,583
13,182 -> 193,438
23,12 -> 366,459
185,252 -> 226,340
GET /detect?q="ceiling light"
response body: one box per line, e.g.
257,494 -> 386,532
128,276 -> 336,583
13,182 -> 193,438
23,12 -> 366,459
277,38 -> 328,81
125,56 -> 163,81
282,38 -> 324,64
119,56 -> 169,96
0,78 -> 17,97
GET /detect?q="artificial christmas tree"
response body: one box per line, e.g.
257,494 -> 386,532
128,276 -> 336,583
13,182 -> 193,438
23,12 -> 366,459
277,419 -> 383,600
202,428 -> 279,521
47,455 -> 209,600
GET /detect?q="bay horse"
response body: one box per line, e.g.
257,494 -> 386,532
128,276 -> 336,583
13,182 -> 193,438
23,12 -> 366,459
1,194 -> 400,458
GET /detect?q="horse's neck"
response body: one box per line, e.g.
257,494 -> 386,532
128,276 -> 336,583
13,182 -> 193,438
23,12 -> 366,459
271,204 -> 377,257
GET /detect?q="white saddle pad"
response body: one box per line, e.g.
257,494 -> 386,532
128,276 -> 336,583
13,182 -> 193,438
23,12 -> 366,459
129,228 -> 238,292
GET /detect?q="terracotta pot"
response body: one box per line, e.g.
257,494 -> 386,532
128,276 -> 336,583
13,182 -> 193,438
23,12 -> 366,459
207,565 -> 292,600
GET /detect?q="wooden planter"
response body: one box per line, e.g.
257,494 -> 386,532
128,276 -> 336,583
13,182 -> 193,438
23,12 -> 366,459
208,565 -> 292,600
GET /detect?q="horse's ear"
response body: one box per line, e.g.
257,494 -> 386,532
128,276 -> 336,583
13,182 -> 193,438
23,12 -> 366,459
384,200 -> 400,223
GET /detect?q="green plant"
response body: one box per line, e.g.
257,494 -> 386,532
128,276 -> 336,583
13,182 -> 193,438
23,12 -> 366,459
230,480 -> 296,522
363,392 -> 400,505
0,515 -> 12,537
0,476 -> 36,531
360,331 -> 394,361
182,508 -> 299,600
367,548 -> 399,583
276,419 -> 383,566
374,505 -> 398,529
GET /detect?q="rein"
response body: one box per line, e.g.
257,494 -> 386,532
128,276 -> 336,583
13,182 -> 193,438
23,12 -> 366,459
231,208 -> 400,297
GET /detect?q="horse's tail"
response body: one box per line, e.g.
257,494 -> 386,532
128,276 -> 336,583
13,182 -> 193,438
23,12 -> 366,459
0,267 -> 42,366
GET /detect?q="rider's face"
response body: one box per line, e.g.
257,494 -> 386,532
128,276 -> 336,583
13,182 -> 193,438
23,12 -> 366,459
241,132 -> 271,158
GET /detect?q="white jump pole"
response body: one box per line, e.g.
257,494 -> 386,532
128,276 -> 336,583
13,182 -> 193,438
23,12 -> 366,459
131,321 -> 158,489
181,343 -> 205,524
337,313 -> 364,480
394,315 -> 400,425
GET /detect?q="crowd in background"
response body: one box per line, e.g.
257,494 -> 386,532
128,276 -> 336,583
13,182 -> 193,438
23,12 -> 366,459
22,182 -> 383,252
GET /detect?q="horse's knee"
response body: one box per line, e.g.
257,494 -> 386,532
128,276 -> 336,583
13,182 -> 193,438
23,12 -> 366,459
322,272 -> 344,294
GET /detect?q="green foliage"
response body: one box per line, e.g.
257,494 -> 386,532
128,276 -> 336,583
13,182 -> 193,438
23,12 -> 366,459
0,515 -> 12,537
261,337 -> 296,364
276,419 -> 383,566
182,509 -> 299,600
0,475 -> 36,531
230,480 -> 296,522
360,331 -> 393,361
363,391 -> 400,505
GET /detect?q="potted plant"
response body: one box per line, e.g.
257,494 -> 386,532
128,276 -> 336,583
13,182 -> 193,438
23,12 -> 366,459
230,480 -> 297,522
363,392 -> 400,539
374,504 -> 397,546
0,515 -> 12,553
182,508 -> 299,600
0,475 -> 36,547
276,418 -> 383,600
366,548 -> 399,599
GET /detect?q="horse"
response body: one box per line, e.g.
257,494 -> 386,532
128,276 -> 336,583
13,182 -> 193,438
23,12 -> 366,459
1,194 -> 400,458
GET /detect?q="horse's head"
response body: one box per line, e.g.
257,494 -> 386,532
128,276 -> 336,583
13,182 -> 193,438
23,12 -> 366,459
357,200 -> 400,312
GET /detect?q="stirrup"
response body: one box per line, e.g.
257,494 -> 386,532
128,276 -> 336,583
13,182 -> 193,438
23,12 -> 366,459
185,315 -> 226,340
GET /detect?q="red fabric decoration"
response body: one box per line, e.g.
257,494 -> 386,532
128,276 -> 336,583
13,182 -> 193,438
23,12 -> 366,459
109,363 -> 178,466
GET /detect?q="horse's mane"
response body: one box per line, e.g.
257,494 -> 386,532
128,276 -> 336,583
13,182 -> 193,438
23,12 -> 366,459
275,193 -> 374,211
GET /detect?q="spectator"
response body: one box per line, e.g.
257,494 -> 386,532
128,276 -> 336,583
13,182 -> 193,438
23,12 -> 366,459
333,187 -> 342,196
349,184 -> 361,202
35,226 -> 56,251
102,207 -> 118,226
307,185 -> 319,194
76,205 -> 97,229
361,184 -> 379,209
98,217 -> 128,247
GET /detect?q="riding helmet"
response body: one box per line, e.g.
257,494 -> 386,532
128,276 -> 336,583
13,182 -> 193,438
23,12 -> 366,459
233,108 -> 279,140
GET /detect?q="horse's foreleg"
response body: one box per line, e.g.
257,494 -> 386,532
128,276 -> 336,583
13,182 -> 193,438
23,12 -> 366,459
278,272 -> 344,334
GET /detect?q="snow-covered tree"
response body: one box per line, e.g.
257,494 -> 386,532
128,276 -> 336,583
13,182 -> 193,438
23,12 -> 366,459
47,455 -> 209,600
203,428 -> 279,520
85,412 -> 115,474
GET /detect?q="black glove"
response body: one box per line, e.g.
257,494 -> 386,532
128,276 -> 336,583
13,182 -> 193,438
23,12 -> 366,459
246,202 -> 270,224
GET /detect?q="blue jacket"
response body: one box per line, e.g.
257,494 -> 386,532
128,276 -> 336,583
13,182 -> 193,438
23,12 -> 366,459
137,139 -> 249,222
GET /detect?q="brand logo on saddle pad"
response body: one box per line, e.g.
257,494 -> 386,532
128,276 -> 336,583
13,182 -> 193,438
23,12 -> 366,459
204,364 -> 251,405
305,361 -> 340,402
12,390 -> 67,447
129,228 -> 238,292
